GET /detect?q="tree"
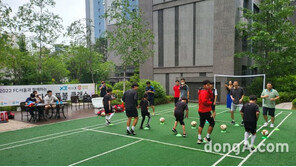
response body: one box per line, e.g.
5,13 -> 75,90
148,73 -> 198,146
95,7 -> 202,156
94,37 -> 108,61
236,0 -> 296,77
16,0 -> 63,74
103,0 -> 154,92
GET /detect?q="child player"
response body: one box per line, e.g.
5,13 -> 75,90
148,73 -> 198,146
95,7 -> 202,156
172,97 -> 189,137
240,95 -> 260,150
103,88 -> 115,125
139,94 -> 151,129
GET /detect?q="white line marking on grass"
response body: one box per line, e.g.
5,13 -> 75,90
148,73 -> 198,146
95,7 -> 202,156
238,112 -> 292,166
69,139 -> 143,166
0,118 -> 127,148
83,128 -> 245,160
0,106 -> 177,150
211,111 -> 284,166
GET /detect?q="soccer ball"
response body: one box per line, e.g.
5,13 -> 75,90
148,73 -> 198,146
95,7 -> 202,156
101,112 -> 106,117
220,124 -> 227,131
191,121 -> 197,127
159,117 -> 165,123
261,129 -> 269,136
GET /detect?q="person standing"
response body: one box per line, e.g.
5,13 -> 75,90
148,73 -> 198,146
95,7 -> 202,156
139,94 -> 151,129
225,81 -> 233,109
100,81 -> 107,97
122,83 -> 139,135
240,95 -> 260,150
197,80 -> 215,144
172,97 -> 189,137
230,81 -> 245,125
173,80 -> 180,105
103,88 -> 115,126
179,78 -> 189,104
145,81 -> 155,116
261,83 -> 280,128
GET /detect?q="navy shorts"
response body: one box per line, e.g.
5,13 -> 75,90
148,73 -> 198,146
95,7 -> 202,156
244,121 -> 257,134
263,107 -> 275,117
126,107 -> 138,118
148,98 -> 154,106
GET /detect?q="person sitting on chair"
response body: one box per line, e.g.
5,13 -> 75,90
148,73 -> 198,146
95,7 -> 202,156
44,90 -> 59,116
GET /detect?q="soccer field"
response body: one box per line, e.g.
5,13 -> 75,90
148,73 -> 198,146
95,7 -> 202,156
0,103 -> 295,166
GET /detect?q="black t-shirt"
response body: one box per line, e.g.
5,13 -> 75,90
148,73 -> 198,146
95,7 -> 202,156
140,99 -> 149,112
103,94 -> 112,108
122,89 -> 138,108
174,101 -> 188,115
145,86 -> 155,99
100,85 -> 107,97
230,87 -> 244,104
241,103 -> 260,122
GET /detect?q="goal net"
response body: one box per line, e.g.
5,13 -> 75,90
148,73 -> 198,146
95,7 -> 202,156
213,74 -> 266,105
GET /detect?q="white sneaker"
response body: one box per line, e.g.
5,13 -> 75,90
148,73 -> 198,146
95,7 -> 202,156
270,124 -> 274,128
263,122 -> 268,127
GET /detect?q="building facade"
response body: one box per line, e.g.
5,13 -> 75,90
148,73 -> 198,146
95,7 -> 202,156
139,0 -> 260,103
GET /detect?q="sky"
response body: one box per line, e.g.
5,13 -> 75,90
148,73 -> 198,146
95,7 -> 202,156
2,0 -> 86,44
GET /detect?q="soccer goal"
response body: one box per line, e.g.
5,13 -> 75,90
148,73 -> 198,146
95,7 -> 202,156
214,74 -> 266,105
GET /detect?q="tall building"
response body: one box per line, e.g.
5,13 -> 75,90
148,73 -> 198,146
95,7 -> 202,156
139,0 -> 261,103
85,0 -> 139,43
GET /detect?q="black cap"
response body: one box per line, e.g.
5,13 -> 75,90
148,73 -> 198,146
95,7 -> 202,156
202,80 -> 211,85
249,95 -> 257,101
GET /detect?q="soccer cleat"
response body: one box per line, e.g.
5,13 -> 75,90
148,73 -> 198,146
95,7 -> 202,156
270,124 -> 274,128
241,121 -> 244,126
146,124 -> 151,129
106,119 -> 111,124
263,122 -> 268,127
126,130 -> 132,135
251,147 -> 255,151
131,129 -> 136,135
172,128 -> 177,134
197,139 -> 203,144
182,134 -> 187,137
204,137 -> 211,143
231,120 -> 235,125
139,126 -> 143,129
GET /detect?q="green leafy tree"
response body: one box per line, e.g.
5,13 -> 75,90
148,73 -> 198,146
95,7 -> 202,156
16,0 -> 63,74
94,37 -> 108,61
103,0 -> 154,91
236,0 -> 296,77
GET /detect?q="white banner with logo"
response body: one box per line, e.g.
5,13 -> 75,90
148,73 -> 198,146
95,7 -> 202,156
0,83 -> 96,107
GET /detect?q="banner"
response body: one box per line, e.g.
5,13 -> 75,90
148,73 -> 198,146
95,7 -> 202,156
0,83 -> 95,107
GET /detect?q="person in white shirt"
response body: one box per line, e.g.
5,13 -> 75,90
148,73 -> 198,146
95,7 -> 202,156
44,90 -> 59,115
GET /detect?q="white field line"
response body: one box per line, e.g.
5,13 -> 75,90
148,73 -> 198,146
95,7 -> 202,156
0,106 -> 183,150
212,111 -> 284,166
69,139 -> 143,166
83,128 -> 245,160
238,112 -> 292,166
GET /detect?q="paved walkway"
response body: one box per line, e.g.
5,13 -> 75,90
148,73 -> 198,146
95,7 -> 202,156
0,120 -> 36,133
275,102 -> 293,110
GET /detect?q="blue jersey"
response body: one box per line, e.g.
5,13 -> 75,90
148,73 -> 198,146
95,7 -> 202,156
146,86 -> 155,99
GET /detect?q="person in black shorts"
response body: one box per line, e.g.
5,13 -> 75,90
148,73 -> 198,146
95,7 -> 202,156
145,81 -> 155,115
240,95 -> 260,150
139,94 -> 151,129
172,97 -> 189,137
103,88 -> 115,126
122,83 -> 139,135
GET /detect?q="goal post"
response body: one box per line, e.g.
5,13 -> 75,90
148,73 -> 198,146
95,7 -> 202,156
214,74 -> 266,105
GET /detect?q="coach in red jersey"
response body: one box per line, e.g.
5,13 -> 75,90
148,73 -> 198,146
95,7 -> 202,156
197,80 -> 215,144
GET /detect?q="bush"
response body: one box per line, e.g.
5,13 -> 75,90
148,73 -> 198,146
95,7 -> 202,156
111,99 -> 122,106
272,75 -> 296,92
112,90 -> 123,99
292,99 -> 296,110
278,92 -> 296,103
113,81 -> 132,90
0,106 -> 18,111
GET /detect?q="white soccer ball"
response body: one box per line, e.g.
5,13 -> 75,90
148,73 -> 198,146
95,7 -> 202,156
261,129 -> 269,136
191,121 -> 197,127
220,124 -> 227,131
101,112 -> 106,117
159,117 -> 165,123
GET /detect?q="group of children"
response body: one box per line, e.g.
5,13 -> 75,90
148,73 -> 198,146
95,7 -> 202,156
102,79 -> 269,150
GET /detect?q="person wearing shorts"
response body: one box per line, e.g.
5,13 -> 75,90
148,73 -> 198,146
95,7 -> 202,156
122,83 -> 139,135
261,82 -> 280,128
103,88 -> 115,125
240,95 -> 260,150
197,80 -> 215,144
172,97 -> 189,137
173,80 -> 180,105
230,81 -> 244,125
139,94 -> 151,129
145,81 -> 155,115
